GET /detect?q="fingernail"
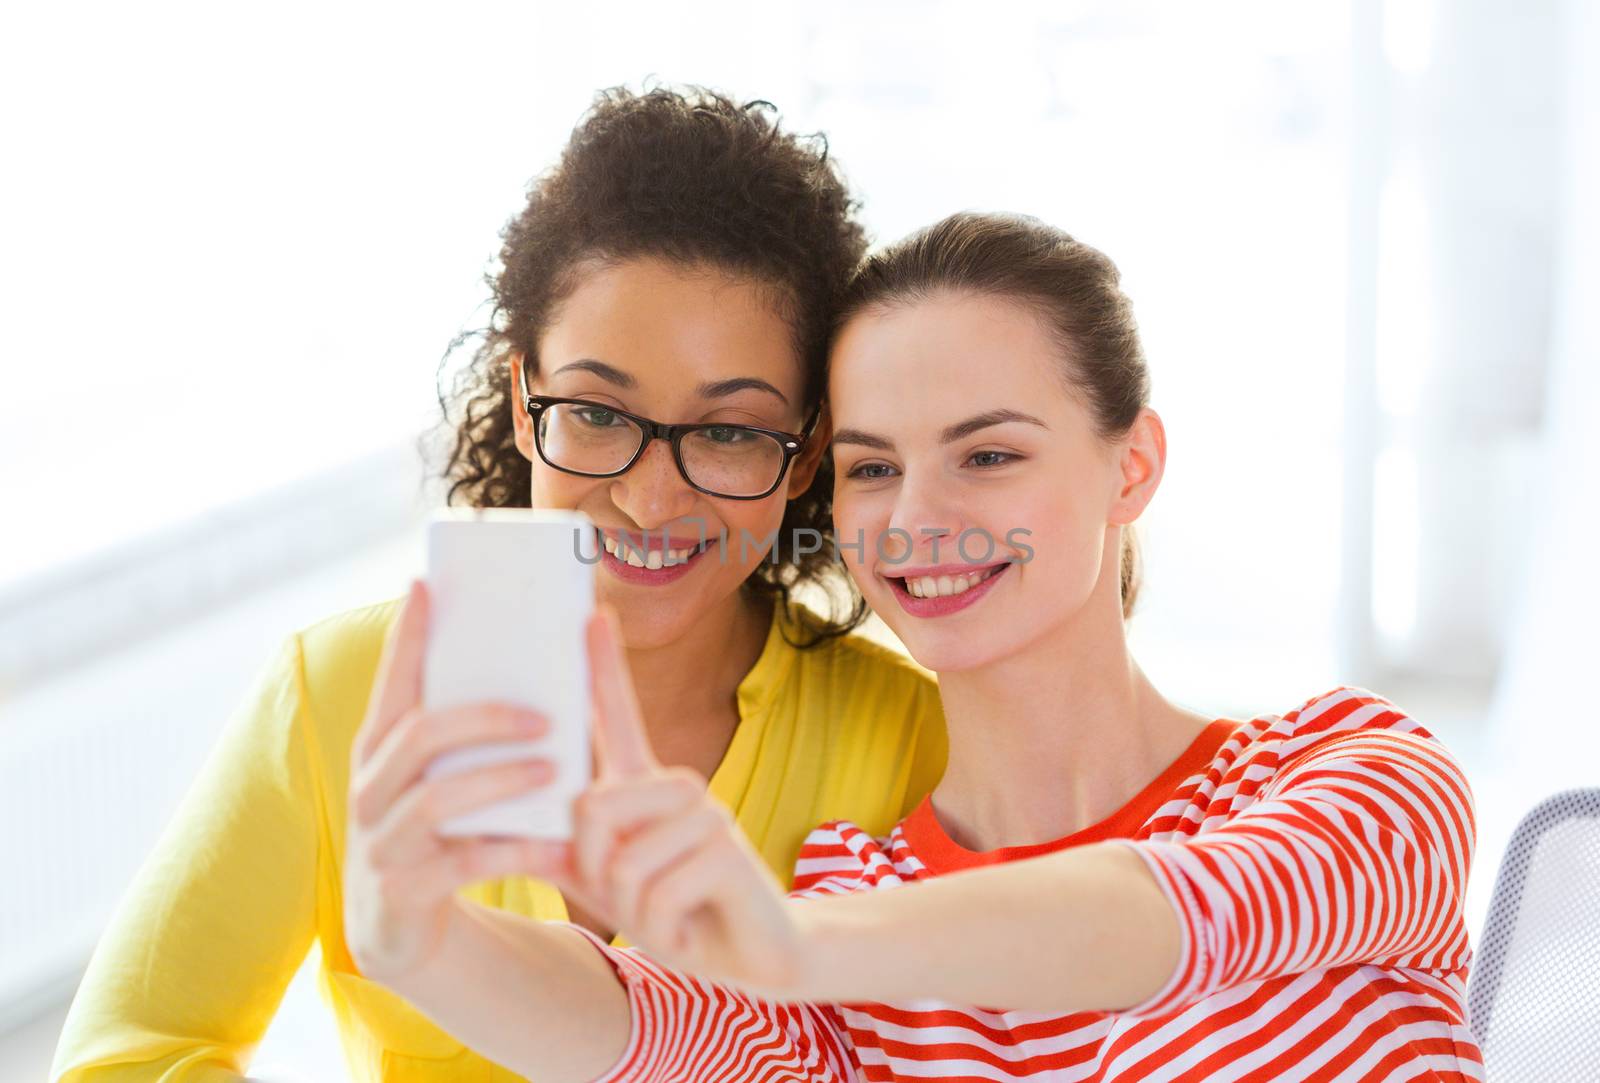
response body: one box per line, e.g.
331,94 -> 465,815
519,712 -> 548,733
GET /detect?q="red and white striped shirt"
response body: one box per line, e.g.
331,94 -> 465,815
575,687 -> 1483,1081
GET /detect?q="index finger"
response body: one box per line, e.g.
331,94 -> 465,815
586,604 -> 658,779
353,578 -> 429,766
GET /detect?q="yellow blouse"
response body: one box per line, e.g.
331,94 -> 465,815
51,595 -> 947,1082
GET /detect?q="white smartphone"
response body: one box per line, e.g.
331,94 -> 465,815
421,507 -> 596,839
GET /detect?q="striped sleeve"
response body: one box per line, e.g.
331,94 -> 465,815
566,926 -> 855,1083
1117,712 -> 1476,1018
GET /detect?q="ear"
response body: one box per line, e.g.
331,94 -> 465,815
507,352 -> 536,462
1107,407 -> 1166,526
785,401 -> 832,499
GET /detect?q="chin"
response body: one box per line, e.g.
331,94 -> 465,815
596,586 -> 693,647
891,609 -> 1043,675
904,638 -> 1002,676
877,618 -> 981,675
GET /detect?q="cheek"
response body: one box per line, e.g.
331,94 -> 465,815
1016,482 -> 1107,586
721,489 -> 787,530
528,462 -> 596,509
697,491 -> 793,576
831,489 -> 887,577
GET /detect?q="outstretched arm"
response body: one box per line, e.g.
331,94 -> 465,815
789,838 -> 1182,1012
570,682 -> 1468,1023
342,581 -> 631,1083
786,698 -> 1473,1017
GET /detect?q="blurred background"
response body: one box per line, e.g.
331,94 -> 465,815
3,0 -> 1596,1076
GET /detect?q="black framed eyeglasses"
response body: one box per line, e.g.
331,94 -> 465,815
520,374 -> 822,501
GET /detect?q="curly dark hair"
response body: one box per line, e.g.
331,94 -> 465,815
428,84 -> 870,644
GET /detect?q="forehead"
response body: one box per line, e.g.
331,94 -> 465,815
539,257 -> 806,395
829,291 -> 1069,419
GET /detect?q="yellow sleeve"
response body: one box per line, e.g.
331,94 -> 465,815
51,635 -> 321,1082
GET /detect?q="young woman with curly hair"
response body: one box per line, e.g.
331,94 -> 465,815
344,213 -> 1483,1082
51,87 -> 947,1083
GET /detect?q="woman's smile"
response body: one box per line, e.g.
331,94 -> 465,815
595,526 -> 716,586
882,559 -> 1011,617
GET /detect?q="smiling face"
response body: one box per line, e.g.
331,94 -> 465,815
829,290 -> 1163,674
510,256 -> 828,648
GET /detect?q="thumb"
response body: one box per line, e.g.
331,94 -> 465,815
586,604 -> 657,779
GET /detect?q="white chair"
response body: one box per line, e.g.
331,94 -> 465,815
1468,787 -> 1600,1081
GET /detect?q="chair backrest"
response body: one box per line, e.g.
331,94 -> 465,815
1467,786 -> 1600,1081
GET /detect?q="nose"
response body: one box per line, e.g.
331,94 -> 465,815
886,470 -> 964,566
608,436 -> 697,529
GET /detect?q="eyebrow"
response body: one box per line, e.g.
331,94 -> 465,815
697,377 -> 790,407
546,361 -> 789,407
833,409 -> 1049,451
548,359 -> 637,388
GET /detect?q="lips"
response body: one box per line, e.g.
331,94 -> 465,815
886,562 -> 1009,600
882,561 -> 1011,618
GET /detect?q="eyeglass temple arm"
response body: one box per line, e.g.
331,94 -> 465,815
800,400 -> 826,442
517,356 -> 539,415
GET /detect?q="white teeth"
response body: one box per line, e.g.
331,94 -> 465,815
602,532 -> 703,570
904,567 -> 1000,598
